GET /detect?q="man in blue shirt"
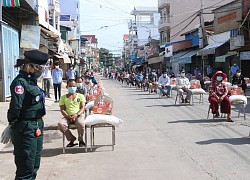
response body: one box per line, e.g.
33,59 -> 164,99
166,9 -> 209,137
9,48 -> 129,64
158,71 -> 171,97
52,63 -> 63,102
231,63 -> 239,76
66,65 -> 77,80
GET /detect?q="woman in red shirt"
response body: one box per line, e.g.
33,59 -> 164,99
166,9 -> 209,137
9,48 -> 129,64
208,71 -> 232,122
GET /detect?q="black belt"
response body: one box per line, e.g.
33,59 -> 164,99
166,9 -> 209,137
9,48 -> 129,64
18,118 -> 43,121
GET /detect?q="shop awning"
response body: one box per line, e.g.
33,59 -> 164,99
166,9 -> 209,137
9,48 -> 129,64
215,54 -> 237,63
148,55 -> 163,65
54,55 -> 71,64
170,51 -> 189,63
197,42 -> 227,56
41,27 -> 59,39
2,0 -> 20,7
197,31 -> 230,56
178,50 -> 198,64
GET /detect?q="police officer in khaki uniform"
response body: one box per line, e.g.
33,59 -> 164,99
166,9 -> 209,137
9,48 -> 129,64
8,50 -> 48,179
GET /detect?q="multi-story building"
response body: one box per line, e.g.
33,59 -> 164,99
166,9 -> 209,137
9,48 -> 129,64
80,35 -> 99,69
122,34 -> 129,70
59,0 -> 80,40
158,0 -> 235,47
128,7 -> 160,62
158,0 -> 171,47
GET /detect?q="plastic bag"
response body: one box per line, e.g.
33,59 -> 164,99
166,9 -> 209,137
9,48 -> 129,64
1,125 -> 12,144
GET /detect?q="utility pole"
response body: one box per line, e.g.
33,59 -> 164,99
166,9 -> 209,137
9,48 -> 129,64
0,1 -> 4,101
200,0 -> 207,78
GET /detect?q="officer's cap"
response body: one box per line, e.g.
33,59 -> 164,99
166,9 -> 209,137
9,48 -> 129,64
24,50 -> 48,65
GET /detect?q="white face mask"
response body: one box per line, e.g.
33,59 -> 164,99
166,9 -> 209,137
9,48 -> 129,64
76,83 -> 83,88
55,65 -> 59,69
181,73 -> 185,77
236,73 -> 241,76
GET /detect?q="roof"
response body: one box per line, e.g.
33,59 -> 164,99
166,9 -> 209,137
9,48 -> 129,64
212,0 -> 239,12
81,35 -> 98,44
180,28 -> 199,36
123,34 -> 129,40
131,6 -> 158,15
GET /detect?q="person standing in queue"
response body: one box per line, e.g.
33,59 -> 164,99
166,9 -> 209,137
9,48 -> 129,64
52,63 -> 63,102
7,50 -> 48,179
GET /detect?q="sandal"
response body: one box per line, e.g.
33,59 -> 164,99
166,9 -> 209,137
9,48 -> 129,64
66,141 -> 78,147
227,118 -> 234,122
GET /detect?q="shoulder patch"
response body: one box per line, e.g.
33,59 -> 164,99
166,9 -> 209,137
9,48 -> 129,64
15,85 -> 24,94
77,98 -> 80,102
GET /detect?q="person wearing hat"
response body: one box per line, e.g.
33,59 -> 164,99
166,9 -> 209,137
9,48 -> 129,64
7,50 -> 48,179
232,69 -> 246,93
209,71 -> 232,122
176,71 -> 192,103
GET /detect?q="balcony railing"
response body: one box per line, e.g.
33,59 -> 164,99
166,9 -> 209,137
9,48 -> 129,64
158,0 -> 170,9
128,20 -> 153,29
158,18 -> 170,29
49,0 -> 60,13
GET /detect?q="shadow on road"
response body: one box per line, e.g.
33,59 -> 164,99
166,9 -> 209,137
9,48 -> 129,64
196,137 -> 250,145
168,118 -> 228,124
145,104 -> 179,108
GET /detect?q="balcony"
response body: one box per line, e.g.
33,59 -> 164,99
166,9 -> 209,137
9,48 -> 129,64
158,18 -> 170,30
158,0 -> 170,9
49,0 -> 60,14
128,20 -> 138,29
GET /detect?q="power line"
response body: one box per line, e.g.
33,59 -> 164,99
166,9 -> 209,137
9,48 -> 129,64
83,0 -> 130,15
102,0 -> 130,14
170,14 -> 199,39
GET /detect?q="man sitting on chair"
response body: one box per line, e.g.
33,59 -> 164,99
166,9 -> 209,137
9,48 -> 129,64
158,71 -> 171,97
58,80 -> 86,147
177,71 -> 192,103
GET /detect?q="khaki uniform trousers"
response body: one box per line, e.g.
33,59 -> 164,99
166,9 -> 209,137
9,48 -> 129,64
58,114 -> 85,142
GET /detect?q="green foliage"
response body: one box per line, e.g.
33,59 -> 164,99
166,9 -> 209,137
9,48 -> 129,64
99,48 -> 114,67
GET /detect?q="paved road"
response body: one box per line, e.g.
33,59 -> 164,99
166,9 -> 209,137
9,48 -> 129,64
0,76 -> 250,180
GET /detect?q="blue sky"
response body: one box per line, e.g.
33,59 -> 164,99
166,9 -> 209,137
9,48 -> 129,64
80,0 -> 157,53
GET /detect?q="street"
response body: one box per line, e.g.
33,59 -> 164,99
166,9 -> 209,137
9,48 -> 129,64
0,76 -> 250,180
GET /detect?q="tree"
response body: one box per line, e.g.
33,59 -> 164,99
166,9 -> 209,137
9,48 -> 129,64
99,48 -> 113,67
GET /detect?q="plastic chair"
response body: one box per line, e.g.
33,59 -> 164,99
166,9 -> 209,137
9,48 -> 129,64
86,95 -> 116,151
62,123 -> 88,154
229,87 -> 247,120
190,79 -> 206,105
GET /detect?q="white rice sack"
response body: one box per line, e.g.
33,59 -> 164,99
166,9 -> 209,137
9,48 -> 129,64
104,92 -> 109,97
229,95 -> 247,106
170,85 -> 176,88
85,101 -> 94,110
191,88 -> 206,94
85,114 -> 123,127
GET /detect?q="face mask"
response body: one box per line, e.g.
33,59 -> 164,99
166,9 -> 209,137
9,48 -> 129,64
236,73 -> 241,77
32,66 -> 43,79
216,76 -> 223,81
55,66 -> 59,69
70,67 -> 73,70
181,73 -> 185,77
68,87 -> 77,94
163,74 -> 167,78
76,83 -> 82,88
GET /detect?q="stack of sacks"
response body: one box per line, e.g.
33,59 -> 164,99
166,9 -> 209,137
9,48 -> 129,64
85,114 -> 123,127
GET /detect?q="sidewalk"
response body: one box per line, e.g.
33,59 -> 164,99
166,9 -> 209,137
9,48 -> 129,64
0,81 -> 67,150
